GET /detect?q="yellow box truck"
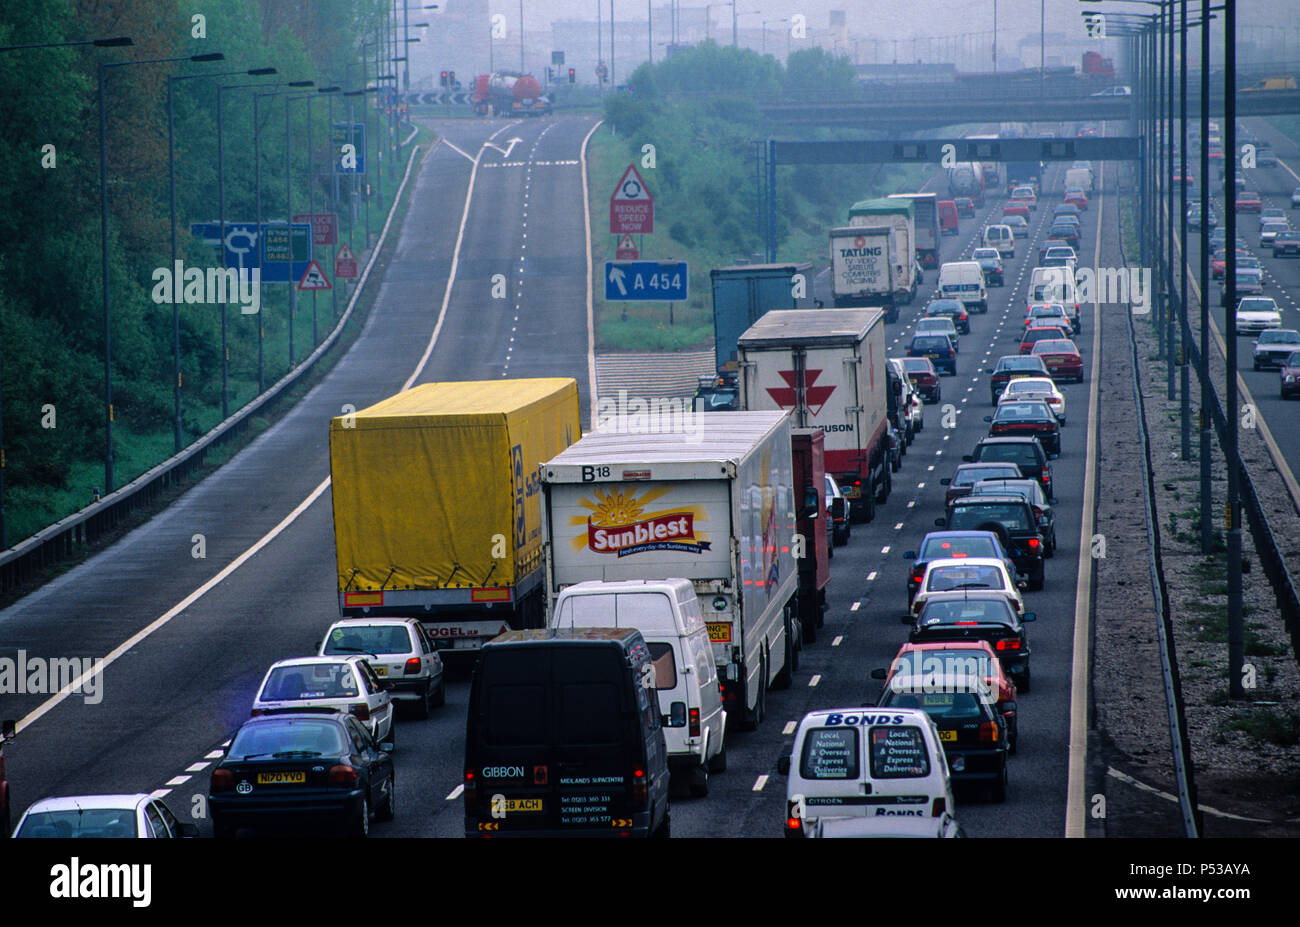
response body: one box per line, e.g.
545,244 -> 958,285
329,379 -> 580,655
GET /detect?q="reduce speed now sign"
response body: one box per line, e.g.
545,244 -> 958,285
609,164 -> 653,235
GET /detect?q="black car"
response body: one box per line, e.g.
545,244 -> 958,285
1048,223 -> 1080,245
968,478 -> 1057,557
900,593 -> 1035,693
209,711 -> 396,837
964,434 -> 1055,495
936,492 -> 1046,590
908,333 -> 957,376
925,298 -> 971,334
1052,203 -> 1081,219
987,355 -> 1051,404
983,400 -> 1061,456
940,462 -> 1025,507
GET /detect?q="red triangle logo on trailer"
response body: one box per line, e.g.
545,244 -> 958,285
298,259 -> 332,290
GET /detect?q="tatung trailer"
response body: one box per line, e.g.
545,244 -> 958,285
540,412 -> 798,731
329,379 -> 581,655
737,308 -> 892,523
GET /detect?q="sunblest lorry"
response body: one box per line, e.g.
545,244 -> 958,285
540,411 -> 798,731
736,308 -> 892,523
329,378 -> 580,654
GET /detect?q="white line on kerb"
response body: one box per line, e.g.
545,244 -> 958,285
446,784 -> 465,801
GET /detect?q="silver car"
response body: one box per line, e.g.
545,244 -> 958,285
12,793 -> 197,838
320,617 -> 445,718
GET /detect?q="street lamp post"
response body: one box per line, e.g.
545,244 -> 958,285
762,18 -> 787,56
1223,0 -> 1244,701
98,51 -> 224,494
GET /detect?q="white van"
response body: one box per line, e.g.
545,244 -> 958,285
983,224 -> 1016,258
550,578 -> 726,796
1064,167 -> 1093,193
1029,266 -> 1081,333
937,260 -> 989,313
778,706 -> 961,838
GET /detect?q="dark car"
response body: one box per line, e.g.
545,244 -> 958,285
973,248 -> 1005,287
1019,326 -> 1070,355
968,478 -> 1057,556
983,400 -> 1061,456
1252,329 -> 1300,370
963,434 -> 1055,496
903,529 -> 1023,605
0,720 -> 13,838
940,462 -> 1026,507
1220,269 -> 1264,306
1273,231 -> 1300,257
936,492 -> 1046,590
899,356 -> 942,403
209,711 -> 396,837
908,333 -> 956,376
1283,352 -> 1300,399
1052,203 -> 1080,219
900,594 -> 1035,693
954,196 -> 976,218
1048,222 -> 1080,245
925,298 -> 971,334
987,355 -> 1051,404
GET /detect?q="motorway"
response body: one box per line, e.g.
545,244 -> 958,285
1,115 -> 1119,838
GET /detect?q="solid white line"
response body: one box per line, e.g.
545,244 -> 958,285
446,784 -> 465,801
580,118 -> 605,422
1106,767 -> 1269,822
752,774 -> 769,791
808,675 -> 821,686
440,138 -> 476,162
1066,138 -> 1107,840
782,721 -> 797,735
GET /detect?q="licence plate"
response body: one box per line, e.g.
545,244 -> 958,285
938,730 -> 957,742
257,771 -> 306,784
706,622 -> 732,643
454,638 -> 483,650
506,798 -> 543,813
373,666 -> 387,676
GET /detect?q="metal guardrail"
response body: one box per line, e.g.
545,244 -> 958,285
1118,197 -> 1203,838
0,125 -> 424,597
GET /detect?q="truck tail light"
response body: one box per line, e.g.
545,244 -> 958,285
349,703 -> 370,722
328,764 -> 360,786
464,770 -> 477,806
786,798 -> 805,835
632,768 -> 648,808
210,768 -> 234,791
404,658 -> 421,675
978,721 -> 1000,743
689,707 -> 701,738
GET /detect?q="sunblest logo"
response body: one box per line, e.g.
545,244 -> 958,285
588,512 -> 711,557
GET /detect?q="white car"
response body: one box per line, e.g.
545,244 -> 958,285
999,376 -> 1066,423
1260,220 -> 1289,246
1261,207 -> 1286,225
12,793 -> 196,838
910,557 -> 1026,618
319,617 -> 445,718
1235,297 -> 1283,334
1291,187 -> 1300,209
251,655 -> 395,745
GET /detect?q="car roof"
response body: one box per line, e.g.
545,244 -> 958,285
950,493 -> 1033,506
326,616 -> 420,629
1003,376 -> 1057,388
977,435 -> 1044,446
23,794 -> 152,813
268,655 -> 364,669
923,557 -> 1008,571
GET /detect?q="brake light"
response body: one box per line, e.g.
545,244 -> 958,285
689,707 -> 701,737
1027,537 -> 1040,549
210,768 -> 234,791
978,721 -> 1000,743
953,621 -> 979,626
912,571 -> 924,585
464,770 -> 477,806
349,703 -> 370,721
328,764 -> 359,786
932,796 -> 947,817
996,638 -> 1022,651
404,658 -> 421,675
632,768 -> 648,808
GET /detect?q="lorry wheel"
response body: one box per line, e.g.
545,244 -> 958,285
860,487 -> 877,523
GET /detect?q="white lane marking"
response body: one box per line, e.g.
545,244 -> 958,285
150,789 -> 172,800
440,137 -> 476,162
850,601 -> 860,610
808,675 -> 821,687
866,571 -> 878,581
165,775 -> 191,787
881,545 -> 890,554
205,750 -> 224,760
907,500 -> 916,507
446,784 -> 465,801
832,635 -> 843,646
185,762 -> 209,773
753,774 -> 769,791
927,465 -> 935,471
782,721 -> 797,735
581,119 -> 604,423
894,522 -> 903,530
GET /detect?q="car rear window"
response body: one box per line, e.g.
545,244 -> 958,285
999,357 -> 1045,371
920,599 -> 1016,624
800,726 -> 860,780
16,809 -> 139,839
261,663 -> 360,701
868,726 -> 931,778
883,690 -> 987,722
912,336 -> 950,349
926,564 -> 1004,591
555,592 -> 675,627
229,719 -> 348,758
950,501 -> 1032,531
323,624 -> 412,656
919,537 -> 996,560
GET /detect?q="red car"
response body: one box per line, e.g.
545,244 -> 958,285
1063,189 -> 1089,210
1032,339 -> 1084,382
1211,248 -> 1250,280
899,355 -> 942,403
1236,191 -> 1262,212
878,640 -> 1020,752
1003,203 -> 1031,220
1020,326 -> 1070,354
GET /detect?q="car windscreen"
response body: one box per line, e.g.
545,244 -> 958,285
229,719 -> 348,759
799,726 -> 860,780
323,624 -> 412,656
15,808 -> 140,838
925,564 -> 1004,592
912,336 -> 950,349
949,501 -> 1033,531
260,662 -> 360,701
868,726 -> 931,779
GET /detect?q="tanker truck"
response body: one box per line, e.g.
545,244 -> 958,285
472,71 -> 553,116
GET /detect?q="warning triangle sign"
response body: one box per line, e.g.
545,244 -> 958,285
298,259 -> 332,290
611,164 -> 652,202
336,244 -> 356,261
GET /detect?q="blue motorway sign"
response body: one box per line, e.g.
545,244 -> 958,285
604,261 -> 689,302
189,221 -> 312,282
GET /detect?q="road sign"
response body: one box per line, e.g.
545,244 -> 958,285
604,261 -> 687,302
609,163 -> 653,235
293,213 -> 338,246
332,122 -> 366,175
615,233 -> 638,260
552,51 -> 565,65
334,244 -> 359,279
298,259 -> 332,290
260,222 -> 313,283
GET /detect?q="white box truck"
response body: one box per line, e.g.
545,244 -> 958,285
540,411 -> 798,733
736,308 -> 893,523
829,226 -> 908,324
